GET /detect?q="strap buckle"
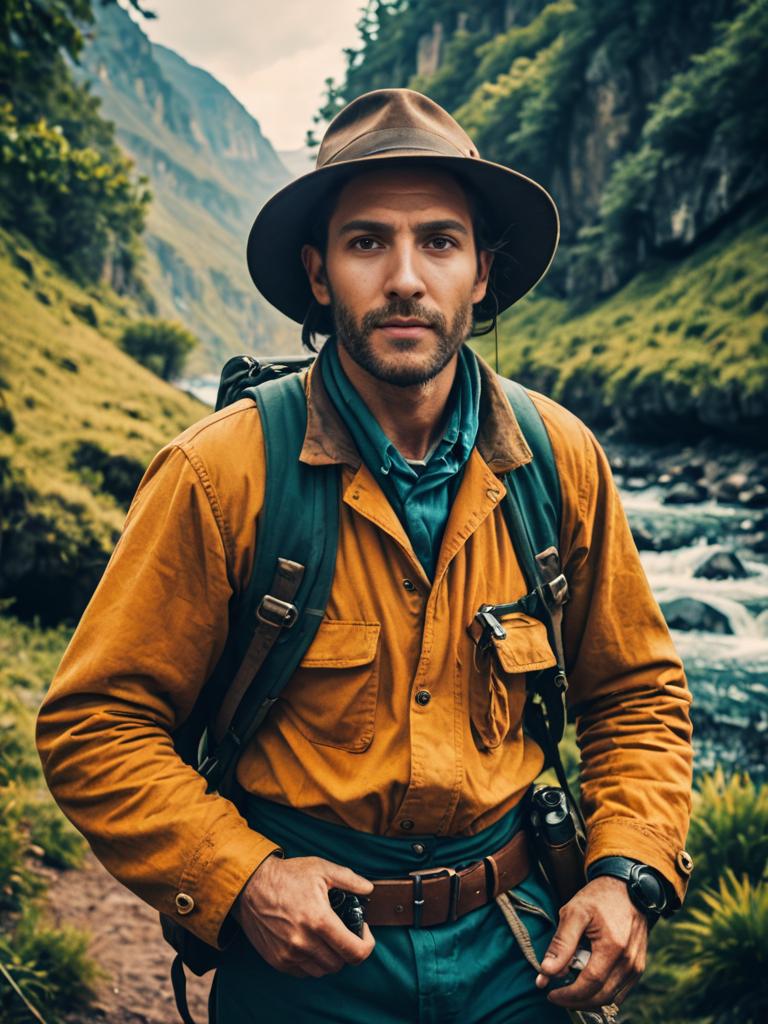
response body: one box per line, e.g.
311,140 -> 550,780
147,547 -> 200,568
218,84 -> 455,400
545,573 -> 568,607
256,594 -> 298,628
408,867 -> 459,928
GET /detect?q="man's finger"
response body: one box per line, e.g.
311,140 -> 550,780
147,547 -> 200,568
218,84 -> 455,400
317,906 -> 376,965
535,906 -> 590,985
320,860 -> 375,896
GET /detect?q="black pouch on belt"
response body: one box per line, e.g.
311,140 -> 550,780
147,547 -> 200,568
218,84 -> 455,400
527,785 -> 587,908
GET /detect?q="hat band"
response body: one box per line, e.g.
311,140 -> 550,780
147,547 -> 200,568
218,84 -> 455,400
324,126 -> 470,166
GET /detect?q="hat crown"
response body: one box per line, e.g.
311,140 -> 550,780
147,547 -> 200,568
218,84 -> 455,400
317,88 -> 480,168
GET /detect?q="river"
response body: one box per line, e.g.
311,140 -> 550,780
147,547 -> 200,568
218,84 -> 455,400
181,374 -> 768,779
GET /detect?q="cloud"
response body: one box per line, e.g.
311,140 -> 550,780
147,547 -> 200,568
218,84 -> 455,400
140,0 -> 365,148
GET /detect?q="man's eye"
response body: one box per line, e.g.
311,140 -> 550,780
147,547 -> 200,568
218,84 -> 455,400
427,236 -> 456,250
351,237 -> 382,250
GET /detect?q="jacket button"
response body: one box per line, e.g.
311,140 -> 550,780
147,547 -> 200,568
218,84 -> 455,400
175,892 -> 195,915
399,819 -> 414,831
415,689 -> 431,706
676,850 -> 694,876
402,579 -> 416,592
411,842 -> 427,857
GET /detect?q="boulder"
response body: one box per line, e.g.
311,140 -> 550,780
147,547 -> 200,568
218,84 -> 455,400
693,549 -> 750,580
660,597 -> 733,634
663,481 -> 708,505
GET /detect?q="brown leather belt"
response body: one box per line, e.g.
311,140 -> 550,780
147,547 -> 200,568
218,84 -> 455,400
364,829 -> 531,928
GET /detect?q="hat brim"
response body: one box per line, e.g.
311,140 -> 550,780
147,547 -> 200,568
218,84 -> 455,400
246,152 -> 559,330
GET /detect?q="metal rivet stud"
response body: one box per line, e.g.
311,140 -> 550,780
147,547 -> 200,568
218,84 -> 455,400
175,892 -> 195,915
399,819 -> 414,831
402,579 -> 416,592
415,690 -> 431,706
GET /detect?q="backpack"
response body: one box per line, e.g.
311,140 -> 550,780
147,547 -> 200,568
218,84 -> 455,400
162,351 -> 574,1024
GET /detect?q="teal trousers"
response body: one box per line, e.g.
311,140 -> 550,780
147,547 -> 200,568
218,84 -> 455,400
213,796 -> 570,1024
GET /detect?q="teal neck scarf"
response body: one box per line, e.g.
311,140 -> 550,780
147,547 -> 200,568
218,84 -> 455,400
320,338 -> 481,580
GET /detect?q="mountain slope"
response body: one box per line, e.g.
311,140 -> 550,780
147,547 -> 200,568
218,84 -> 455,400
78,3 -> 301,371
0,227 -> 206,624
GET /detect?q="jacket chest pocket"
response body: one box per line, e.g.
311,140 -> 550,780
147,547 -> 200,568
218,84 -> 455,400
470,613 -> 556,751
282,619 -> 381,752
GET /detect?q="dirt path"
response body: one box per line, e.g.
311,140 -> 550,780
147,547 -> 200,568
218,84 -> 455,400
42,852 -> 212,1024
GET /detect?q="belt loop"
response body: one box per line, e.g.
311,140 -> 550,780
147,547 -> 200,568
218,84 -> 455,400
412,874 -> 425,929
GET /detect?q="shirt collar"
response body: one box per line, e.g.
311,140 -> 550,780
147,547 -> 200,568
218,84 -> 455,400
299,344 -> 532,474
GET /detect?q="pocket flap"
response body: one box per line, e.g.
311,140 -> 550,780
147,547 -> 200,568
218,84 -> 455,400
300,619 -> 381,668
493,613 -> 556,673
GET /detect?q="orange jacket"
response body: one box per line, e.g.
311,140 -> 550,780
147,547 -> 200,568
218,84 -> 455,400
36,354 -> 693,948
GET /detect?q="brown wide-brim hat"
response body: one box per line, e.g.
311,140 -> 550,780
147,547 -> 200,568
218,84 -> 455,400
247,88 -> 559,332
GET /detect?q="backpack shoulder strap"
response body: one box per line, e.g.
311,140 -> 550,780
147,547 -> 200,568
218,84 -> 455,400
188,373 -> 340,792
490,379 -> 581,820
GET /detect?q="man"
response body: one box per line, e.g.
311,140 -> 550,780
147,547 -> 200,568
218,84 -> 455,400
37,89 -> 694,1023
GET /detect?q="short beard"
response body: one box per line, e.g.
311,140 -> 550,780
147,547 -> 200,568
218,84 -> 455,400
331,293 -> 473,387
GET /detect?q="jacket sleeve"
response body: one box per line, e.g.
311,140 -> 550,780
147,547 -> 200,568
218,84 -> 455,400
555,418 -> 694,905
36,441 -> 280,948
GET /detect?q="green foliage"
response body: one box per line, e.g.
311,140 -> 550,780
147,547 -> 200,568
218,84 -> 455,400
0,904 -> 97,1022
672,871 -> 768,1022
0,102 -> 150,284
0,1 -> 152,288
600,0 -> 768,254
0,456 -> 117,625
25,800 -> 85,870
120,318 -> 199,381
625,769 -> 768,1023
472,204 -> 768,440
687,767 -> 768,891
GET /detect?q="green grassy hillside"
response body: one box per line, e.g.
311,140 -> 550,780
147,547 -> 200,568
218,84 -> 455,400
472,206 -> 768,439
0,227 -> 206,624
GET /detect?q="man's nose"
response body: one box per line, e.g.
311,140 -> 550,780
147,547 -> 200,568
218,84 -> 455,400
383,244 -> 426,301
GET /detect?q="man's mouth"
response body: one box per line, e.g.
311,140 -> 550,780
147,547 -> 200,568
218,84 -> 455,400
378,319 -> 432,330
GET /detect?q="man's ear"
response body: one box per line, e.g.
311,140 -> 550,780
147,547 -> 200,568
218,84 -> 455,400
471,249 -> 494,306
301,244 -> 331,306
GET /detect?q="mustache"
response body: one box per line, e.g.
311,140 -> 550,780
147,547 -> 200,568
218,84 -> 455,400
362,300 -> 445,331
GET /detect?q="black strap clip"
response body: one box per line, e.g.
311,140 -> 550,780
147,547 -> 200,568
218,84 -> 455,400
474,607 -> 507,653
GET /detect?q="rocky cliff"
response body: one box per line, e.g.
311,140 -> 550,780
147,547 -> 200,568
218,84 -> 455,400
78,3 -> 298,370
317,0 -> 766,301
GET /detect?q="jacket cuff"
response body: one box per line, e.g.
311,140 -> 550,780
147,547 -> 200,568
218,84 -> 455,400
584,818 -> 694,907
170,824 -> 282,949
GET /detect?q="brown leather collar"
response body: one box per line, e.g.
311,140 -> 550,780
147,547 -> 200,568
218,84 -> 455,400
364,828 -> 531,928
299,346 -> 533,476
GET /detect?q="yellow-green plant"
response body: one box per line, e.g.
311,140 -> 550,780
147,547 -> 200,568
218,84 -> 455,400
671,871 -> 768,1023
687,767 -> 768,892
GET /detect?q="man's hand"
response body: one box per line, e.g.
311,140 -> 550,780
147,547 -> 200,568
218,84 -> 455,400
231,853 -> 376,978
535,876 -> 649,1010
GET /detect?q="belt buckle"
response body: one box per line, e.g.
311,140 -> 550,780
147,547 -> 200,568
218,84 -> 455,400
408,866 -> 458,928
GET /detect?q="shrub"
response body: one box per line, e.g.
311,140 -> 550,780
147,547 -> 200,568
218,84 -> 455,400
120,319 -> 199,380
0,458 -> 115,625
687,768 -> 768,892
673,871 -> 768,1023
0,905 -> 98,1022
70,440 -> 145,509
24,800 -> 85,871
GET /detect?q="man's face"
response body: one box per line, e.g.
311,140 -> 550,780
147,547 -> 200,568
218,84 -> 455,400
302,167 -> 492,387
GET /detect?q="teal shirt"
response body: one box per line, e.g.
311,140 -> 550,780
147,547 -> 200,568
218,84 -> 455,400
321,339 -> 481,580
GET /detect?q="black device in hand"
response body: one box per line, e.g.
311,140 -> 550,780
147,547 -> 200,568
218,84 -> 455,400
328,888 -> 366,937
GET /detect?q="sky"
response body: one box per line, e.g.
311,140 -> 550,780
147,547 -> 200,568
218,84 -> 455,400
135,0 -> 366,152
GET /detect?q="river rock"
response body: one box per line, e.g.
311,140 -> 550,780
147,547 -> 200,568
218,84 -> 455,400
739,485 -> 768,508
631,524 -> 656,551
693,549 -> 750,580
663,481 -> 708,505
660,597 -> 734,634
